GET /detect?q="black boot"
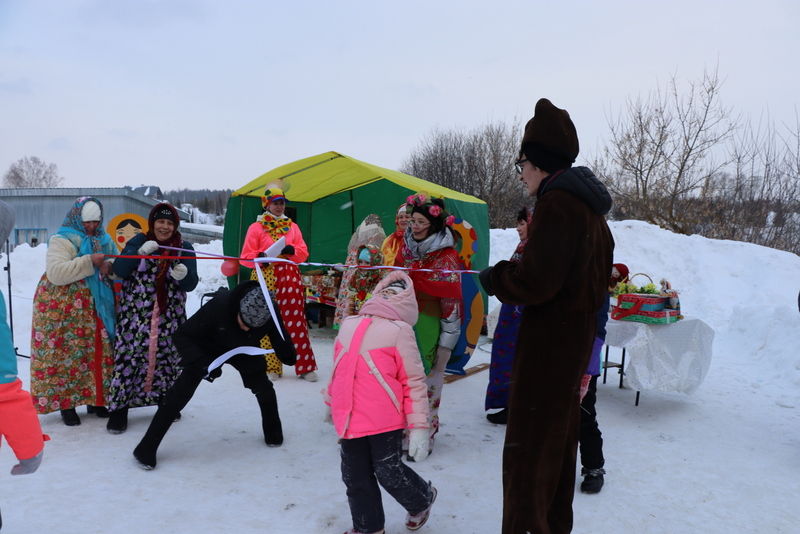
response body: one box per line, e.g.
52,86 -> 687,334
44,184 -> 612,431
486,408 -> 508,424
133,406 -> 176,470
134,370 -> 202,469
60,408 -> 81,426
106,408 -> 129,434
580,467 -> 605,494
87,405 -> 110,418
256,389 -> 283,447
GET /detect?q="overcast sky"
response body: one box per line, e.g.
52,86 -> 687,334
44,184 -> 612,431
1,0 -> 797,190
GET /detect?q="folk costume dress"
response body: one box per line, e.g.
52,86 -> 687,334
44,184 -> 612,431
332,214 -> 385,329
30,197 -> 117,414
240,211 -> 317,377
485,235 -> 527,411
108,210 -> 199,412
395,226 -> 462,450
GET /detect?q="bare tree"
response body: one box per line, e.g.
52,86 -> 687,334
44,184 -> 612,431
595,68 -> 736,233
402,121 -> 525,227
700,115 -> 800,254
3,156 -> 65,188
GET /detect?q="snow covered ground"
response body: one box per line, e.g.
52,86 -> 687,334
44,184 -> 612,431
2,221 -> 799,533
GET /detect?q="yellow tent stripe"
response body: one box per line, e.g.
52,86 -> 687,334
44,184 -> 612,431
233,151 -> 486,205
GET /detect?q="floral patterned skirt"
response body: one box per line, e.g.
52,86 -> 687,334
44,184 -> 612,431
30,275 -> 113,414
108,285 -> 186,411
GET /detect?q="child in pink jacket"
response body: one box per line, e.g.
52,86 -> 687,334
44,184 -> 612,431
325,271 -> 437,534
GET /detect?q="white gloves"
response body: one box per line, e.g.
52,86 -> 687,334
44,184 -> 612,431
170,263 -> 188,281
11,451 -> 43,476
407,428 -> 430,463
138,240 -> 159,255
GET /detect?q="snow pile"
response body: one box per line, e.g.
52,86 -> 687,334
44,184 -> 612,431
1,221 -> 799,533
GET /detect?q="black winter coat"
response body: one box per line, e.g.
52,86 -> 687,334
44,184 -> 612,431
174,281 -> 297,370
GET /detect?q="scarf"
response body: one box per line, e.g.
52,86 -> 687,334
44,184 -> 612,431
258,212 -> 292,239
401,226 -> 456,261
55,197 -> 116,339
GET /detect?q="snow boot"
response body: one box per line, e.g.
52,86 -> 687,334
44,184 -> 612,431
405,483 -> 437,530
106,408 -> 129,434
580,467 -> 605,494
60,408 -> 81,426
486,408 -> 508,424
256,388 -> 283,446
133,404 -> 178,470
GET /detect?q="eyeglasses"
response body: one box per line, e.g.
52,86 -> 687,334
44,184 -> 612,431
514,158 -> 529,174
410,219 -> 430,227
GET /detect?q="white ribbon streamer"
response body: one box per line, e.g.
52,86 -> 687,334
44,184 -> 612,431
206,346 -> 275,374
253,256 -> 288,340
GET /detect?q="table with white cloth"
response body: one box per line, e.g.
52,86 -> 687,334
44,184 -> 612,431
603,317 -> 715,399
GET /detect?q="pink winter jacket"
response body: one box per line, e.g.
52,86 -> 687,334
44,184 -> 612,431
325,271 -> 429,439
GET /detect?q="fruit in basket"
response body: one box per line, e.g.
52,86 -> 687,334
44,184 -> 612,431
612,281 -> 659,296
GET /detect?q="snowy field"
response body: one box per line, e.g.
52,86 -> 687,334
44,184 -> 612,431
2,220 -> 799,533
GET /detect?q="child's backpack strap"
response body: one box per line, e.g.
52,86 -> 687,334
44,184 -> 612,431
335,318 -> 402,414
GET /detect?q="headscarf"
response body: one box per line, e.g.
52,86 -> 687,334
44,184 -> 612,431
381,203 -> 407,267
55,197 -> 116,338
349,244 -> 385,305
333,214 -> 386,327
145,202 -> 183,312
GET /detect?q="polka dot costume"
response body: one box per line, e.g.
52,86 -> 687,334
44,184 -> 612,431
250,263 -> 317,377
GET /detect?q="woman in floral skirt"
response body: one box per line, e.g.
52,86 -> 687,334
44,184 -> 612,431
30,197 -> 117,426
105,203 -> 198,433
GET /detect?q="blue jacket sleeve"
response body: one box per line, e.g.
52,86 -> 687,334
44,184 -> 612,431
112,233 -> 148,279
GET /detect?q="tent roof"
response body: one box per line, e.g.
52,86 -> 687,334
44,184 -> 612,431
232,151 -> 486,204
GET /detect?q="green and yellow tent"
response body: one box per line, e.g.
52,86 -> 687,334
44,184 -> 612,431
223,150 -> 489,276
223,150 -> 489,373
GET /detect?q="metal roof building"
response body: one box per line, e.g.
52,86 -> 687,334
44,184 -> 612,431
0,187 -> 194,248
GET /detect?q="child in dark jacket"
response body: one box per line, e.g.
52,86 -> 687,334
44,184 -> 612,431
325,271 -> 436,534
578,262 -> 628,494
132,281 -> 296,469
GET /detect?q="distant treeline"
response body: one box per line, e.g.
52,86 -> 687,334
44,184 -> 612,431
163,188 -> 232,215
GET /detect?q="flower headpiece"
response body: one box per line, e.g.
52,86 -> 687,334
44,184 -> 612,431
405,191 -> 454,231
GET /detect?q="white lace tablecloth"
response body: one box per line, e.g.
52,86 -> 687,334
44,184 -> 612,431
605,317 -> 715,394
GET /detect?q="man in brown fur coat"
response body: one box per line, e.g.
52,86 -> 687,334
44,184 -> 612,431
480,98 -> 614,534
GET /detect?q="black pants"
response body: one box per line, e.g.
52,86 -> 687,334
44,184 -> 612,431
579,375 -> 605,470
340,429 -> 431,533
136,354 -> 281,461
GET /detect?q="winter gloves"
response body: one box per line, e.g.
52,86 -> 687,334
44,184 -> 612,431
11,451 -> 43,476
138,240 -> 159,255
407,428 -> 430,463
280,245 -> 295,257
138,240 -> 187,280
170,263 -> 188,281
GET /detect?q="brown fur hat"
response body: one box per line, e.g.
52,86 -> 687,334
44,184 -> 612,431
521,98 -> 579,173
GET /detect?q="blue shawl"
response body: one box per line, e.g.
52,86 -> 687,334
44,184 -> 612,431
55,197 -> 116,339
